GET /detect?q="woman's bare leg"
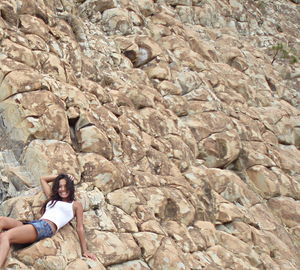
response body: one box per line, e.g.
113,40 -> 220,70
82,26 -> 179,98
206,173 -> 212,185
0,224 -> 37,268
0,216 -> 23,231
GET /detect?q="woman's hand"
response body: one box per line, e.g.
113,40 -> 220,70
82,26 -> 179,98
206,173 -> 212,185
67,174 -> 75,182
83,251 -> 97,260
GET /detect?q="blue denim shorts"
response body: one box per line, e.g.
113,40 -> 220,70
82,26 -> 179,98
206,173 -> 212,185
25,220 -> 54,241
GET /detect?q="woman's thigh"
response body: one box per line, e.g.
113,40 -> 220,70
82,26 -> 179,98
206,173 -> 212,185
0,217 -> 23,230
5,224 -> 37,244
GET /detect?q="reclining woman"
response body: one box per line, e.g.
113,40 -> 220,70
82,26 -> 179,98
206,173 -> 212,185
0,174 -> 96,268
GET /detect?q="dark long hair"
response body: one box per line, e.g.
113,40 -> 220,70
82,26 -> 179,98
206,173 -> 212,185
40,174 -> 75,214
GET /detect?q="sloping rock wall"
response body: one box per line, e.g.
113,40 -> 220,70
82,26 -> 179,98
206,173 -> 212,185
0,0 -> 300,269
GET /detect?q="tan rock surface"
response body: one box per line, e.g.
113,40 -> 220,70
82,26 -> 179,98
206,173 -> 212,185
0,0 -> 300,269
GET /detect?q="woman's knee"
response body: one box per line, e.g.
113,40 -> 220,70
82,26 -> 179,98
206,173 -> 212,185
0,216 -> 5,228
0,216 -> 10,224
0,217 -> 22,231
0,231 -> 9,243
0,217 -> 9,229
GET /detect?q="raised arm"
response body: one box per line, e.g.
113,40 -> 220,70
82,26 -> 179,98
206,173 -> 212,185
40,175 -> 57,198
74,201 -> 96,260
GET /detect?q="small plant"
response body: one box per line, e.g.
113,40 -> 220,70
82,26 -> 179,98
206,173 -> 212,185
257,1 -> 267,10
270,43 -> 298,65
289,55 -> 298,64
256,0 -> 268,14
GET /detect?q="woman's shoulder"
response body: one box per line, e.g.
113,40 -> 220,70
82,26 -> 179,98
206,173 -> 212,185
72,200 -> 84,216
72,200 -> 83,209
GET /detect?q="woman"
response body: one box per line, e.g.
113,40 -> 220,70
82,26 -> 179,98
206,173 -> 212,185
0,174 -> 96,268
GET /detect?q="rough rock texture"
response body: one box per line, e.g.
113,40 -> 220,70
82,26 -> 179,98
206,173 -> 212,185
0,0 -> 300,269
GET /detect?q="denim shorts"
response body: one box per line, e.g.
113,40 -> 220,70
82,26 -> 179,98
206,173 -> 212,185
25,220 -> 54,241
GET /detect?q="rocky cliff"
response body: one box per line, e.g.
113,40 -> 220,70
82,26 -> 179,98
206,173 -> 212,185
0,0 -> 300,269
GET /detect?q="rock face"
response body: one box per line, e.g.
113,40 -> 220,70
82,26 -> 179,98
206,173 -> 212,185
0,0 -> 300,269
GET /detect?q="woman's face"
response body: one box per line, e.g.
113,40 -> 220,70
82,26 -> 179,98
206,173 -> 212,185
58,178 -> 70,201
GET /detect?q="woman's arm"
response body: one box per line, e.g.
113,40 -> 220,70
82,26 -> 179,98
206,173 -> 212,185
74,201 -> 96,260
40,175 -> 57,198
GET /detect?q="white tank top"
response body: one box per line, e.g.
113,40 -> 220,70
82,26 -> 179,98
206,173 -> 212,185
40,200 -> 74,231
